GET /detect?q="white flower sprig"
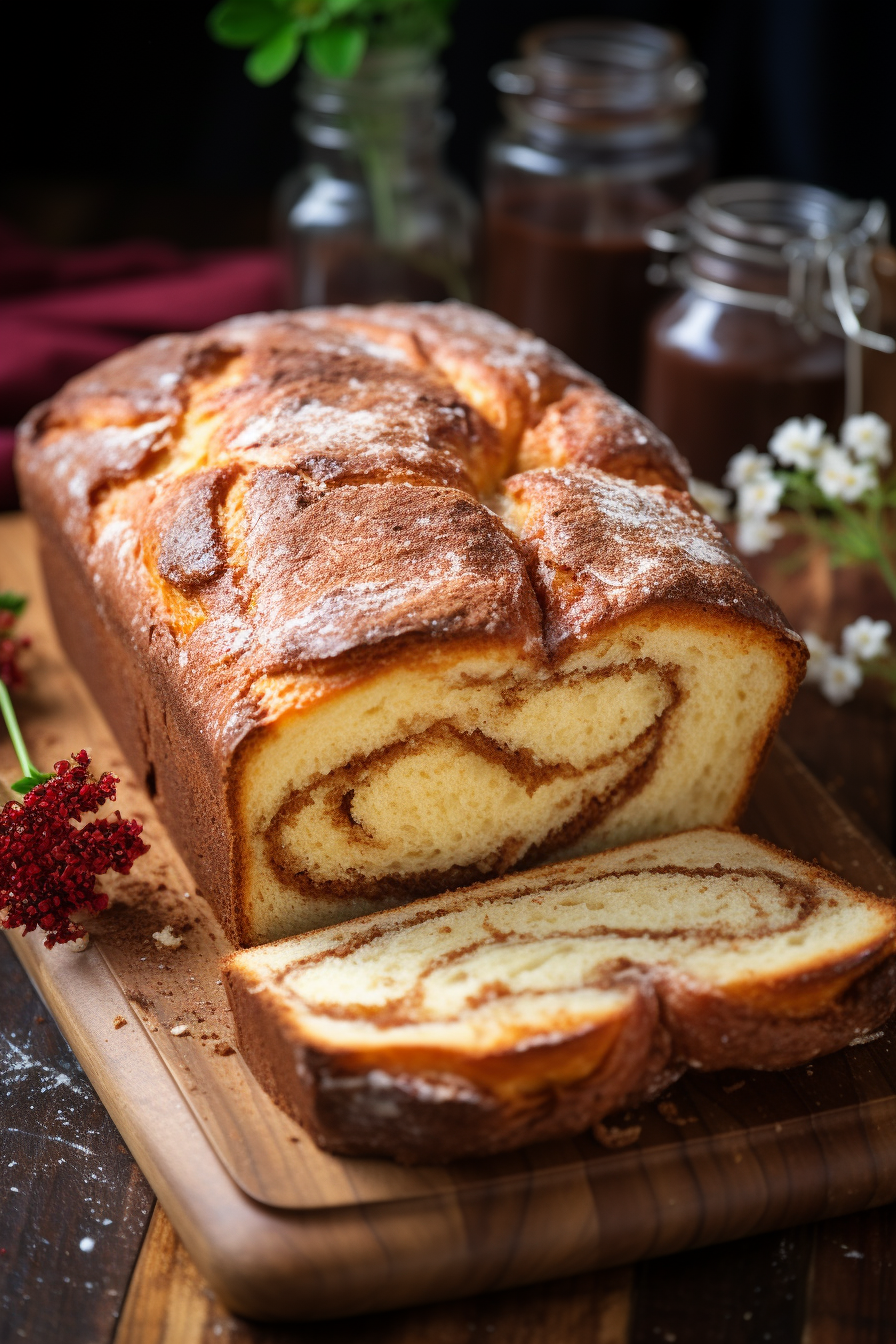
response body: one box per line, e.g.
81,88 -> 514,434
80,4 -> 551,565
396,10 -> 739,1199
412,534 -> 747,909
841,414 -> 893,466
716,413 -> 893,560
769,414 -> 831,470
803,617 -> 892,705
730,413 -> 891,551
688,411 -> 896,709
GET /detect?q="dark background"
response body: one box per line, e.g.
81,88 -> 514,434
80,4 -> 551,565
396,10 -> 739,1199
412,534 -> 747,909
2,0 -> 894,250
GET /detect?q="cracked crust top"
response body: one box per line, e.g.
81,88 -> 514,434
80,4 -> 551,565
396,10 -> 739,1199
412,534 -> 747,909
15,302 -> 799,760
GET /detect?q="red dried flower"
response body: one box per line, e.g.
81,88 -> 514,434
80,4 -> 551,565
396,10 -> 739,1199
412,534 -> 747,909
0,609 -> 30,691
0,750 -> 149,948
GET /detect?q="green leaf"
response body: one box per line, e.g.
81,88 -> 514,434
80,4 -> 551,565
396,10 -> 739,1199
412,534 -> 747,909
245,21 -> 303,83
306,24 -> 367,76
11,771 -> 53,795
0,593 -> 26,617
208,0 -> 284,48
325,0 -> 364,14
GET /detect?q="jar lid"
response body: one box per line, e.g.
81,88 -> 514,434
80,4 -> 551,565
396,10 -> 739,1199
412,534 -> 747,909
689,181 -> 879,266
645,179 -> 894,352
491,19 -> 704,132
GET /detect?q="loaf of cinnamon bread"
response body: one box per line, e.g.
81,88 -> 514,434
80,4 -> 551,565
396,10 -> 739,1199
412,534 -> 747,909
223,829 -> 896,1163
15,303 -> 805,944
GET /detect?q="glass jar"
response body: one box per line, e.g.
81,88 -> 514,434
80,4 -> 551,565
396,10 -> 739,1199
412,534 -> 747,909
275,48 -> 478,307
483,18 -> 709,407
863,245 -> 896,431
642,181 -> 892,482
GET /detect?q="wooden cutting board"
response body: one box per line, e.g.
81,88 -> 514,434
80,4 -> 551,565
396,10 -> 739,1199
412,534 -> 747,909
5,511 -> 896,1322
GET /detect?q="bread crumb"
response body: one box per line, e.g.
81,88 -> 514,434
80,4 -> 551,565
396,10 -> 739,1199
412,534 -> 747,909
213,1042 -> 235,1057
152,926 -> 183,951
850,1028 -> 885,1047
657,1100 -> 697,1126
594,1121 -> 642,1149
170,1024 -> 191,1038
113,1015 -> 127,1030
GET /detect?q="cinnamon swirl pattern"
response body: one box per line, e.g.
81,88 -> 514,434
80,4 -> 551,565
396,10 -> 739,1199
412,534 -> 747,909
16,303 -> 805,944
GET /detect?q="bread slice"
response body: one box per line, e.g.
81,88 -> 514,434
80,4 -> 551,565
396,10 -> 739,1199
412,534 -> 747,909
224,828 -> 896,1163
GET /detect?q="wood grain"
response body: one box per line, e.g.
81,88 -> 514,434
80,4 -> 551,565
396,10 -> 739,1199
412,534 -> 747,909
8,511 -> 896,1322
629,1224 -> 815,1344
801,1207 -> 896,1344
0,937 -> 154,1344
114,1204 -> 633,1344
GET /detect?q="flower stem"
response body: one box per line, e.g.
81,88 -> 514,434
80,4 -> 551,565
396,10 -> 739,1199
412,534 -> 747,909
0,680 -> 51,793
875,548 -> 896,606
859,499 -> 896,603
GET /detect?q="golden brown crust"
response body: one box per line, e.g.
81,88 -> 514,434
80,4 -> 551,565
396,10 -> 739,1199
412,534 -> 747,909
15,303 -> 805,945
656,951 -> 896,1073
239,479 -> 542,673
224,967 -> 664,1163
314,301 -> 589,451
517,385 -> 690,489
500,467 -> 799,659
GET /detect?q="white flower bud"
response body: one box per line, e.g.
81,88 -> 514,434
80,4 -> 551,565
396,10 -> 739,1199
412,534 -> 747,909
688,478 -> 732,523
737,475 -> 784,520
802,631 -> 835,684
723,447 -> 775,490
815,447 -> 877,502
819,654 -> 863,706
769,416 -> 829,469
735,516 -> 784,555
841,616 -> 891,662
840,413 -> 892,466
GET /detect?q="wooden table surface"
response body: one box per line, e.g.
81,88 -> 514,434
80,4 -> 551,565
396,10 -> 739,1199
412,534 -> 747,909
5,523 -> 896,1342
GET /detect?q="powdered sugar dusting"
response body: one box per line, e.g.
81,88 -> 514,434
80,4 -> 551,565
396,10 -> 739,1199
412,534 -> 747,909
248,480 -> 541,667
503,467 -> 790,650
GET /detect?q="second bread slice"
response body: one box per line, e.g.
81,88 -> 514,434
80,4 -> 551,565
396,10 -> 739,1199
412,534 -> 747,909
224,828 -> 896,1163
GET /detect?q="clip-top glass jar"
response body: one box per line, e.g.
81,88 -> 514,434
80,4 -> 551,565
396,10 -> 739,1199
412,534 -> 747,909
483,18 -> 709,407
275,48 -> 478,307
642,180 -> 893,482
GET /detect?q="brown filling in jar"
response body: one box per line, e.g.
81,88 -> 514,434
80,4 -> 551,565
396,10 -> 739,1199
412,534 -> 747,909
642,182 -> 890,482
484,19 -> 709,408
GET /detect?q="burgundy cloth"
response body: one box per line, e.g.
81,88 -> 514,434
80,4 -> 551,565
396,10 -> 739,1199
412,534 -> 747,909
0,221 -> 285,510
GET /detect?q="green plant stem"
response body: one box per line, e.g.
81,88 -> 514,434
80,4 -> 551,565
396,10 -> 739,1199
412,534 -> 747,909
357,134 -> 400,245
874,546 -> 896,606
782,486 -> 896,606
0,680 -> 50,793
861,494 -> 896,602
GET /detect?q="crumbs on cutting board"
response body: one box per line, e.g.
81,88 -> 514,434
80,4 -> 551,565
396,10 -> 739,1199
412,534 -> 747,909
594,1121 -> 642,1149
152,926 -> 183,951
657,1100 -> 697,1126
83,875 -> 239,1058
